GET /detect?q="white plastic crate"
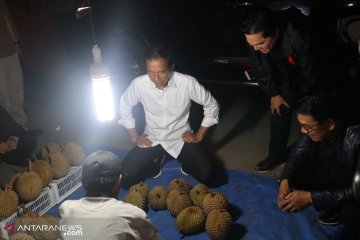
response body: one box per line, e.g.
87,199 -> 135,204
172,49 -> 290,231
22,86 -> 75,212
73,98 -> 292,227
0,211 -> 17,239
0,187 -> 56,239
50,166 -> 82,204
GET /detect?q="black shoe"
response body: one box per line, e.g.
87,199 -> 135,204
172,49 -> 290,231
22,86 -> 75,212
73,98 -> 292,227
318,211 -> 340,225
150,155 -> 166,179
255,157 -> 285,173
27,129 -> 42,137
180,167 -> 190,176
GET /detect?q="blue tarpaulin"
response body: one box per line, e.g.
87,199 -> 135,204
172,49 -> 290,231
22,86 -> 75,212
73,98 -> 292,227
47,145 -> 350,240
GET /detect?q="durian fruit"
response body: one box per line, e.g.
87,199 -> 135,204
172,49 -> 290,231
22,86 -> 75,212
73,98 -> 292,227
168,178 -> 190,194
123,191 -> 147,211
15,162 -> 43,202
190,183 -> 210,207
202,192 -> 228,215
205,209 -> 232,240
37,214 -> 60,240
15,211 -> 59,240
166,189 -> 192,217
9,232 -> 35,240
129,182 -> 149,201
0,177 -> 19,218
14,211 -> 40,236
148,185 -> 168,210
31,155 -> 53,187
41,143 -> 62,159
176,206 -> 206,235
46,151 -> 70,179
62,142 -> 85,166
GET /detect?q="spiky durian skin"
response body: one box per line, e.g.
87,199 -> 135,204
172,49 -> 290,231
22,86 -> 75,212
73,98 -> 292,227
205,209 -> 232,240
9,232 -> 35,240
176,206 -> 206,235
41,143 -> 62,159
129,182 -> 149,201
202,192 -> 228,215
0,185 -> 19,218
46,151 -> 70,179
148,185 -> 168,210
15,171 -> 43,202
123,191 -> 147,211
31,160 -> 53,187
15,211 -> 40,238
168,178 -> 190,194
62,142 -> 85,166
166,189 -> 192,217
190,183 -> 210,207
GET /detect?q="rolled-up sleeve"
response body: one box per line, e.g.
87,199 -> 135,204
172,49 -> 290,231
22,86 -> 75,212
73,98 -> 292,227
188,77 -> 219,127
118,80 -> 140,129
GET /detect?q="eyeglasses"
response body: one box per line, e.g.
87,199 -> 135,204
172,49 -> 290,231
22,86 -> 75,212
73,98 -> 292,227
300,122 -> 320,133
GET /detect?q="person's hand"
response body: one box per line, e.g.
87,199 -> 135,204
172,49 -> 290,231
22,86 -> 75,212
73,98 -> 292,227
278,179 -> 291,209
279,190 -> 312,212
182,131 -> 201,143
134,134 -> 152,148
0,142 -> 10,154
270,95 -> 290,115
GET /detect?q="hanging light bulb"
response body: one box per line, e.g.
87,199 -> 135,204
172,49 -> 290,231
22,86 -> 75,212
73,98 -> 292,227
90,45 -> 115,121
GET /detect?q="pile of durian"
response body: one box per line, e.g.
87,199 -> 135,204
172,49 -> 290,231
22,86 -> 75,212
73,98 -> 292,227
123,178 -> 232,240
0,142 -> 85,220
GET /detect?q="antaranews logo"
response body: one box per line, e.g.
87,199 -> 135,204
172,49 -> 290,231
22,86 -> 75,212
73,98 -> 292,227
3,222 -> 83,237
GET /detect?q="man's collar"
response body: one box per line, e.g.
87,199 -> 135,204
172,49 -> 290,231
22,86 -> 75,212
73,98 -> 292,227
167,74 -> 176,88
148,72 -> 177,89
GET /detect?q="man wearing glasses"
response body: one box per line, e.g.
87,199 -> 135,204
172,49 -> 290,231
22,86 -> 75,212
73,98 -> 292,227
277,94 -> 360,228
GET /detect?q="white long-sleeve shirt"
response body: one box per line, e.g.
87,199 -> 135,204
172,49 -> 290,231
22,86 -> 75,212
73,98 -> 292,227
119,72 -> 219,158
59,197 -> 162,240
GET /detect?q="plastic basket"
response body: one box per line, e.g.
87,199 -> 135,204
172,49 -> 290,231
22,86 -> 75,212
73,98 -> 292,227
0,211 -> 17,239
0,187 -> 56,239
50,166 -> 82,204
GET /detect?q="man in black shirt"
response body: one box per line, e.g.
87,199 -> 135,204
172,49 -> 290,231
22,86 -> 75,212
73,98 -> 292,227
241,7 -> 333,172
278,95 -> 359,227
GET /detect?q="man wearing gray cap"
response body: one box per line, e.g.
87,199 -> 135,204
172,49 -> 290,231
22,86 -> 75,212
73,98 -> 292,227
59,150 -> 161,240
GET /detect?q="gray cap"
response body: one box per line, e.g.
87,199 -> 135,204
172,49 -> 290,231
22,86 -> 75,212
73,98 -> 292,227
82,150 -> 122,187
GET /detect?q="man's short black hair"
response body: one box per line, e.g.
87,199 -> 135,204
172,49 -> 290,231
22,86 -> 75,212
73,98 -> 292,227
82,150 -> 122,197
144,44 -> 174,69
297,94 -> 341,123
241,6 -> 278,37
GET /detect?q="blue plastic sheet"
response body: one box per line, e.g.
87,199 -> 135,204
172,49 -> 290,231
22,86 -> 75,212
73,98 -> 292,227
47,145 -> 349,240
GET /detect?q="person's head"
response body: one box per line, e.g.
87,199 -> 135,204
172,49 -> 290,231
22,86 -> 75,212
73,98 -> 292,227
296,94 -> 341,142
82,150 -> 122,198
241,7 -> 280,54
145,45 -> 174,89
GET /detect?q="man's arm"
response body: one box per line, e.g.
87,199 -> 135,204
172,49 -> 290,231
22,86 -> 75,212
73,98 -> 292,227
246,47 -> 280,97
182,126 -> 208,143
2,1 -> 22,55
280,134 -> 312,181
185,77 -> 219,143
277,134 -> 313,211
119,80 -> 142,141
188,77 -> 219,127
127,128 -> 152,147
311,188 -> 356,211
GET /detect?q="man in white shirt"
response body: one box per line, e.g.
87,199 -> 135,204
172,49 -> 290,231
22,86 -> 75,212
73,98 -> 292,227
59,150 -> 161,240
119,45 -> 220,187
